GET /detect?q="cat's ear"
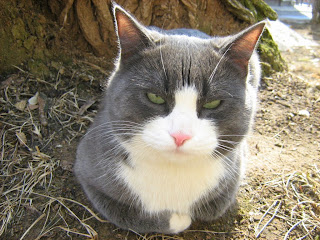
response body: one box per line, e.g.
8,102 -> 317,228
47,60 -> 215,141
224,21 -> 265,74
112,3 -> 152,61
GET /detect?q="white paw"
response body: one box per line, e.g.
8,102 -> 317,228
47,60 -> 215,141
169,213 -> 191,234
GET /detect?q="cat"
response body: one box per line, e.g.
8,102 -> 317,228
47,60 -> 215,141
74,2 -> 265,234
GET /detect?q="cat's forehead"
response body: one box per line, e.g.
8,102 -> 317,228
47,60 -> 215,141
143,35 -> 224,90
147,35 -> 225,77
163,34 -> 211,45
159,35 -> 220,57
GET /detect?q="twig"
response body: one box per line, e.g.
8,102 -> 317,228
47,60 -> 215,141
57,226 -> 96,239
59,0 -> 75,27
38,93 -> 48,127
19,213 -> 46,240
12,65 -> 26,73
185,229 -> 242,234
31,192 -> 107,222
77,60 -> 109,76
255,200 -> 282,238
283,219 -> 304,240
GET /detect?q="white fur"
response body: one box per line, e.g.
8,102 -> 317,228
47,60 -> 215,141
169,213 -> 192,233
142,87 -> 218,156
119,87 -> 226,214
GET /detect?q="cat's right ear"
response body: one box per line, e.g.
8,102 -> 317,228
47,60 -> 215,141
112,3 -> 152,61
222,21 -> 265,76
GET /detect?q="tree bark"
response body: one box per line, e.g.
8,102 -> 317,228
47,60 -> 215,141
49,0 -> 285,75
0,0 -> 286,76
312,0 -> 320,23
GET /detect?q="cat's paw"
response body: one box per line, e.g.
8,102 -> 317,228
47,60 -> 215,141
169,213 -> 191,234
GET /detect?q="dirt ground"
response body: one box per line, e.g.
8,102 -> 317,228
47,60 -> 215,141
0,22 -> 319,240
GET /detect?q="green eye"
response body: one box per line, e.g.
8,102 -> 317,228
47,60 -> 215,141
203,100 -> 221,109
147,93 -> 165,104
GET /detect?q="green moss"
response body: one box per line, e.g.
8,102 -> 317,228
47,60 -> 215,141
0,1 -> 52,76
33,45 -> 47,61
223,0 -> 256,24
223,0 -> 284,75
253,0 -> 278,21
27,59 -> 50,76
11,18 -> 28,40
249,1 -> 284,76
35,24 -> 45,38
0,29 -> 28,73
24,36 -> 38,51
258,29 -> 287,76
244,0 -> 258,20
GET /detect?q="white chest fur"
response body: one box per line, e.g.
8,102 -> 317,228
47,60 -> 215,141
118,146 -> 225,214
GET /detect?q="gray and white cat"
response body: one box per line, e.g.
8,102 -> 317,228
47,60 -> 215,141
75,3 -> 265,234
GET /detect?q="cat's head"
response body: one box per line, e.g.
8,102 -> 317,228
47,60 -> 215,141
105,4 -> 265,163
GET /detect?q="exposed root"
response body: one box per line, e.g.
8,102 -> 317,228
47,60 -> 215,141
59,0 -> 75,27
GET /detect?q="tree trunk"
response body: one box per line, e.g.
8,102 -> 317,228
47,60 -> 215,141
312,0 -> 320,23
0,0 -> 286,77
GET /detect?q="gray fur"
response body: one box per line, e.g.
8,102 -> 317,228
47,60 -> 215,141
75,3 -> 265,234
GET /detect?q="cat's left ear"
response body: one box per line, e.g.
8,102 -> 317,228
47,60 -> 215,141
224,21 -> 265,74
112,3 -> 152,61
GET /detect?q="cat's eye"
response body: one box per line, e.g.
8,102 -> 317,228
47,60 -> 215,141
147,93 -> 165,104
203,100 -> 221,109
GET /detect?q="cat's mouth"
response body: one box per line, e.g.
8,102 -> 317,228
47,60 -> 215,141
166,143 -> 210,157
172,147 -> 189,155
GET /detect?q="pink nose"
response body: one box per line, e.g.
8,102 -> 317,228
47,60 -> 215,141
170,133 -> 192,147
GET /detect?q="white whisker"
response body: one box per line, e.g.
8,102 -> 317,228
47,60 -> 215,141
208,43 -> 233,83
159,36 -> 168,82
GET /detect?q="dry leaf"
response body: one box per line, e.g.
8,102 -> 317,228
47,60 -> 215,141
14,100 -> 27,111
78,99 -> 96,115
16,132 -> 27,145
28,104 -> 39,110
32,146 -> 51,160
0,74 -> 24,89
32,125 -> 42,138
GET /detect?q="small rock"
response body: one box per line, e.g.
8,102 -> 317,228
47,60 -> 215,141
60,159 -> 73,171
28,92 -> 39,105
298,109 -> 310,117
275,143 -> 284,148
287,112 -> 295,120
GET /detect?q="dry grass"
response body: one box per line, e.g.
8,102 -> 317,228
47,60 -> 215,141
0,69 -> 102,239
1,68 -> 319,239
254,165 -> 320,239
